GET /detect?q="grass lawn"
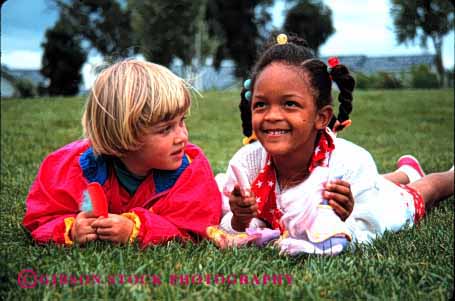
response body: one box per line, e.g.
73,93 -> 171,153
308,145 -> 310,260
1,89 -> 453,300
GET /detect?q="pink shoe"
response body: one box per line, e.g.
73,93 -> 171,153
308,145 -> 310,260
397,155 -> 425,177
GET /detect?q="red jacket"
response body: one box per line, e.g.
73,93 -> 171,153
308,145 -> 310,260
22,139 -> 222,247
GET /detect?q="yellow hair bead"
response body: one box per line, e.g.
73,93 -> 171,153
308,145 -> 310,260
242,132 -> 257,145
276,34 -> 288,45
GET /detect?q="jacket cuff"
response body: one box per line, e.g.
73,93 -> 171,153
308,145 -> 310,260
121,212 -> 141,243
63,217 -> 75,245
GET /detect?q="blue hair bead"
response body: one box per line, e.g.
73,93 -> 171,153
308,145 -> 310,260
245,90 -> 252,101
243,79 -> 252,90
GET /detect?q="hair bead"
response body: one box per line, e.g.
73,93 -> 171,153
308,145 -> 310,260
276,34 -> 288,45
243,79 -> 252,90
245,90 -> 252,101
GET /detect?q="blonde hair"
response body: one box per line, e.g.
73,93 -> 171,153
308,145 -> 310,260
82,59 -> 191,156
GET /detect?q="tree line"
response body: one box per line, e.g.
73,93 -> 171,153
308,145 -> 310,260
39,0 -> 452,96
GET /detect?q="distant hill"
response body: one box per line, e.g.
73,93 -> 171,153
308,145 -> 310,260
1,65 -> 47,98
320,54 -> 436,75
2,54 -> 437,97
173,54 -> 437,91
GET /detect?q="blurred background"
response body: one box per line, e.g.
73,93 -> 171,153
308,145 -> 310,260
1,0 -> 454,98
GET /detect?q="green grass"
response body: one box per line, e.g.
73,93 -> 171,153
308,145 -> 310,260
1,90 -> 453,300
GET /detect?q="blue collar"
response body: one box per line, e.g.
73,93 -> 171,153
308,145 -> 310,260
79,147 -> 108,184
79,147 -> 189,193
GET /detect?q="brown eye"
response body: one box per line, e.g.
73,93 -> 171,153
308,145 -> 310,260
252,101 -> 266,109
284,100 -> 299,108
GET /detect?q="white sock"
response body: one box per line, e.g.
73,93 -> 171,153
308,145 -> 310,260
450,165 -> 454,172
397,165 -> 422,183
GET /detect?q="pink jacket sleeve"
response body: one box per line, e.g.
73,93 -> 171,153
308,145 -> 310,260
22,141 -> 88,244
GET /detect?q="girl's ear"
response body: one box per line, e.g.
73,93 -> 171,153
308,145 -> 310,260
315,105 -> 333,130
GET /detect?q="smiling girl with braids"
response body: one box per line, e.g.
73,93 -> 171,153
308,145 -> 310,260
215,34 -> 454,255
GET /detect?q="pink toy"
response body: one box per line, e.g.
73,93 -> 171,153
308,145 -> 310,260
80,182 -> 108,217
231,164 -> 251,197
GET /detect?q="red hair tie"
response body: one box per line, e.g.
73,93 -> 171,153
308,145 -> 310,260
327,57 -> 339,80
328,57 -> 340,69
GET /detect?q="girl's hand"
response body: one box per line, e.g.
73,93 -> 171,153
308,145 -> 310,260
71,211 -> 98,244
229,185 -> 258,231
91,214 -> 133,244
323,179 -> 354,221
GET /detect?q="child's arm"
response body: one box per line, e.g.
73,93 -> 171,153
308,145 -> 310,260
218,144 -> 267,233
120,208 -> 192,245
229,164 -> 259,231
22,146 -> 89,245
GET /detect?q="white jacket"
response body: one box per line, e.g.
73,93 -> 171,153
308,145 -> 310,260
218,138 -> 415,244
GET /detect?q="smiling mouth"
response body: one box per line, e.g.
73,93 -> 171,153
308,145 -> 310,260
262,129 -> 291,135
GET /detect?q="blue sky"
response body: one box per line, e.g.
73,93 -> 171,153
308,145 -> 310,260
2,0 -> 454,89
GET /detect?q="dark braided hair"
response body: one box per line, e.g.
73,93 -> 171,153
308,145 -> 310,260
239,33 -> 355,138
328,64 -> 355,130
300,59 -> 355,131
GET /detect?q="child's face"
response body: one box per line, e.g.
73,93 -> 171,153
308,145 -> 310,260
123,112 -> 188,174
251,62 -> 329,159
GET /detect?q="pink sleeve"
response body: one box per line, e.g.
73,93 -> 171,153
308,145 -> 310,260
131,208 -> 189,245
22,142 -> 87,244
